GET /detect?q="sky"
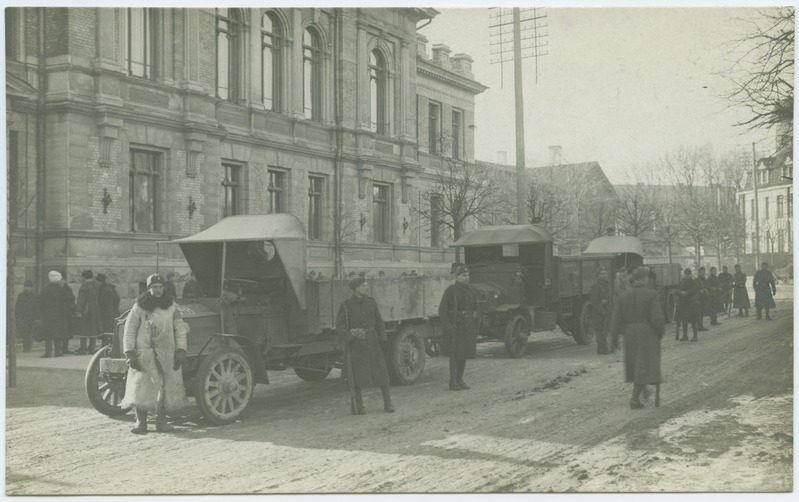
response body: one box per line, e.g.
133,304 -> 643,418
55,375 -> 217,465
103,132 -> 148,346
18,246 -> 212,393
419,7 -> 780,183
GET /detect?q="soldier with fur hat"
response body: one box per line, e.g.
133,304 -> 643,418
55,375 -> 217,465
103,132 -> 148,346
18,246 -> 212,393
438,264 -> 479,390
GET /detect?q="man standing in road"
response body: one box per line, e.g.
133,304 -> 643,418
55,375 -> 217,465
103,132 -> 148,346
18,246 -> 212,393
39,271 -> 73,358
753,262 -> 777,320
15,280 -> 39,353
732,264 -> 751,317
611,266 -> 665,410
439,265 -> 479,390
590,267 -> 612,354
706,267 -> 723,326
695,267 -> 710,332
96,274 -> 121,337
335,277 -> 394,415
674,268 -> 700,342
121,273 -> 190,433
718,265 -> 733,313
75,270 -> 102,355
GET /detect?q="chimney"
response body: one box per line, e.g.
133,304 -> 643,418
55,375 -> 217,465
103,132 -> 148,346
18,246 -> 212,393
416,34 -> 428,60
450,53 -> 474,78
549,145 -> 562,166
431,43 -> 451,69
497,151 -> 508,165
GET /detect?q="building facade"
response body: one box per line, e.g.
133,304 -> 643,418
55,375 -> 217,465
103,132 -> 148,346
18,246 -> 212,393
6,7 -> 486,303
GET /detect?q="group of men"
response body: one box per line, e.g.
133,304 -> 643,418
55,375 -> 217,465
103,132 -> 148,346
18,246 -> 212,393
15,270 -> 121,357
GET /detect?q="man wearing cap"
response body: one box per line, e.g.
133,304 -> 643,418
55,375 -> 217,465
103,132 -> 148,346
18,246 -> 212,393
695,267 -> 710,332
96,274 -> 121,336
674,268 -> 700,342
611,267 -> 665,410
718,265 -> 733,313
120,273 -> 190,433
753,262 -> 777,320
439,265 -> 479,390
74,270 -> 102,355
38,271 -> 74,358
15,280 -> 40,353
590,267 -> 612,354
335,277 -> 394,415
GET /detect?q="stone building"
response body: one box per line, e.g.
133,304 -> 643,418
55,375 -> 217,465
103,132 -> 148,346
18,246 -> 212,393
6,7 -> 486,304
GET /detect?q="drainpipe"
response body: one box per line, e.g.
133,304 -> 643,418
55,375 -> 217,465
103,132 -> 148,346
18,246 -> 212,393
35,8 -> 47,288
333,8 -> 344,278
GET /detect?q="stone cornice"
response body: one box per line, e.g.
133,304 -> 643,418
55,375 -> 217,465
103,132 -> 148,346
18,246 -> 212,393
416,58 -> 488,95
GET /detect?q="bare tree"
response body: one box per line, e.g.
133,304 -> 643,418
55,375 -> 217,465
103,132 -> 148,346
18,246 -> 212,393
526,171 -> 572,240
724,7 -> 794,149
615,168 -> 659,239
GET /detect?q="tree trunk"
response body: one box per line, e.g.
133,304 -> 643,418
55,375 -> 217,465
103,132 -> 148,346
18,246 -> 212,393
695,236 -> 702,267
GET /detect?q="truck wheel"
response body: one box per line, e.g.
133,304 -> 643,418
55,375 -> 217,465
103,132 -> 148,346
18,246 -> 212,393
573,300 -> 595,345
85,345 -> 131,416
504,314 -> 529,358
424,338 -> 441,357
195,349 -> 254,425
387,324 -> 426,385
293,354 -> 334,382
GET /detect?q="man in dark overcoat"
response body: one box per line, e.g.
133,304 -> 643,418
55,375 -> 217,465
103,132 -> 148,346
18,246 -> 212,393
164,273 -> 178,299
674,268 -> 700,342
75,270 -> 102,355
590,267 -> 612,354
753,262 -> 777,320
335,277 -> 394,415
717,265 -> 733,312
732,264 -> 751,317
695,267 -> 710,331
439,265 -> 479,390
96,274 -> 121,336
39,271 -> 74,358
182,272 -> 205,298
15,280 -> 40,353
611,267 -> 665,409
706,267 -> 723,326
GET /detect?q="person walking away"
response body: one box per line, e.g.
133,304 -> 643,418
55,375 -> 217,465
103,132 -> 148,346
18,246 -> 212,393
611,267 -> 665,409
39,271 -> 73,358
335,277 -> 394,414
695,267 -> 710,331
96,274 -> 121,337
182,272 -> 205,298
590,267 -> 612,354
74,270 -> 102,355
120,273 -> 189,433
718,265 -> 733,313
164,273 -> 178,299
732,264 -> 751,317
674,268 -> 700,342
753,262 -> 777,320
15,280 -> 39,353
439,265 -> 479,390
706,267 -> 723,326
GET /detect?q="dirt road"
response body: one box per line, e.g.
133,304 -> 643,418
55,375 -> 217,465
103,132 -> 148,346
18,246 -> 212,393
6,300 -> 792,494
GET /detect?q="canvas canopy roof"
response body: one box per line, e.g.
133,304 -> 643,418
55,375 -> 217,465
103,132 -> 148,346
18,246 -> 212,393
165,214 -> 305,243
583,236 -> 644,257
451,224 -> 553,248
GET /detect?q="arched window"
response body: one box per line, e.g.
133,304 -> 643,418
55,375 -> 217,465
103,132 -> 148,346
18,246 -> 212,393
261,11 -> 282,111
369,50 -> 387,134
217,8 -> 243,101
303,27 -> 322,121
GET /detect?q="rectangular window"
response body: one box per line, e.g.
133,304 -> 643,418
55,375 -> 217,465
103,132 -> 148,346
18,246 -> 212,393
308,175 -> 324,240
788,191 -> 793,217
739,195 -> 746,217
430,194 -> 442,247
778,230 -> 785,252
268,169 -> 286,213
129,149 -> 162,232
777,195 -> 784,218
765,197 -> 769,219
451,109 -> 463,159
751,232 -> 756,253
373,183 -> 391,243
222,162 -> 243,217
127,8 -> 157,79
750,199 -> 755,221
428,102 -> 440,155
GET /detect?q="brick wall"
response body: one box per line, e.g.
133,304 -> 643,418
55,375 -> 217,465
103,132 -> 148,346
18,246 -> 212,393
69,8 -> 96,60
198,10 -> 216,93
45,8 -> 68,56
174,9 -> 185,82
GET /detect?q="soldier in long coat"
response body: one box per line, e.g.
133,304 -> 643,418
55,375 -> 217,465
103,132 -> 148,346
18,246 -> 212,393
706,267 -> 723,326
717,265 -> 733,312
439,265 -> 479,390
121,273 -> 189,433
590,267 -> 612,354
335,277 -> 394,414
732,264 -> 751,317
39,271 -> 73,358
75,270 -> 102,355
674,268 -> 700,342
611,267 -> 665,410
695,267 -> 710,331
96,273 -> 121,335
753,262 -> 777,320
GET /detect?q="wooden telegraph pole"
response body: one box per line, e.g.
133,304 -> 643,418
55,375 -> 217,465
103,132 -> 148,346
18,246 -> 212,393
489,7 -> 548,224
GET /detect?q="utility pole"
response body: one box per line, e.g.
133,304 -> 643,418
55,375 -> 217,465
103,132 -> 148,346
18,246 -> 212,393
489,8 -> 548,224
752,142 -> 760,269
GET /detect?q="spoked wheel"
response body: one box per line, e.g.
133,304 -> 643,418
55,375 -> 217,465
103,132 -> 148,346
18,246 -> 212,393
194,349 -> 254,425
504,314 -> 529,358
387,324 -> 426,385
424,337 -> 441,357
85,345 -> 131,416
573,300 -> 595,345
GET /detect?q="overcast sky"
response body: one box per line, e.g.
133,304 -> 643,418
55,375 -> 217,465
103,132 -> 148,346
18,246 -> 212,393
419,7 -> 778,183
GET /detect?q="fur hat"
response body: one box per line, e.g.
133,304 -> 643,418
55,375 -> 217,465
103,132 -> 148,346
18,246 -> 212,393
147,273 -> 165,288
348,277 -> 367,290
48,270 -> 62,283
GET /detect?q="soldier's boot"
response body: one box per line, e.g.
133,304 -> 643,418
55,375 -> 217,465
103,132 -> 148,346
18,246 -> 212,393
680,324 -> 689,342
41,339 -> 53,358
456,360 -> 470,390
675,328 -> 680,341
691,324 -> 698,342
630,384 -> 644,409
744,308 -> 749,317
448,358 -> 461,390
381,385 -> 395,413
354,387 -> 366,414
155,399 -> 174,432
131,407 -> 148,434
765,309 -> 772,320
54,341 -> 63,357
756,308 -> 763,320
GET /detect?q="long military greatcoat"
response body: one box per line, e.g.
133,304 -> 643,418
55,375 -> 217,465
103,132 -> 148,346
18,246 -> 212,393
611,284 -> 665,385
76,280 -> 102,338
732,271 -> 751,309
752,269 -> 777,309
589,278 -> 612,329
717,271 -> 733,305
336,295 -> 390,388
97,282 -> 121,334
706,274 -> 724,314
674,277 -> 700,323
39,283 -> 74,341
438,282 -> 478,360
